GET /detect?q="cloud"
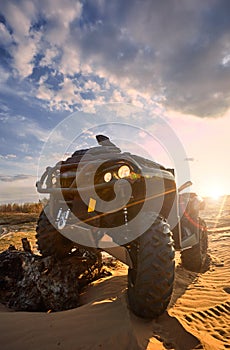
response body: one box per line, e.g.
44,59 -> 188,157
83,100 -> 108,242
40,0 -> 82,45
0,154 -> 17,160
72,0 -> 230,116
0,174 -> 38,203
0,22 -> 12,45
0,0 -> 81,79
1,0 -> 230,116
39,46 -> 60,68
16,119 -> 50,142
12,36 -> 39,78
0,2 -> 33,40
36,76 -> 83,111
0,174 -> 34,182
0,111 -> 50,142
0,67 -> 10,85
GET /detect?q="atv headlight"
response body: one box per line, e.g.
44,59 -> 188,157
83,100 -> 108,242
104,172 -> 112,182
118,165 -> 130,179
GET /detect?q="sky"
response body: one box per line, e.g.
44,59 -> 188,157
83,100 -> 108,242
0,0 -> 230,203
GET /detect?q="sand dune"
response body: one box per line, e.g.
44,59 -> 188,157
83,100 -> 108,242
0,266 -> 202,350
0,199 -> 230,349
170,235 -> 230,349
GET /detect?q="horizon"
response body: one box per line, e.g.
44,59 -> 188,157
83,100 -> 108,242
0,191 -> 229,206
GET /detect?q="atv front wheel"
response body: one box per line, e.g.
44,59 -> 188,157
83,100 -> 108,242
36,208 -> 75,258
127,217 -> 175,319
181,218 -> 208,272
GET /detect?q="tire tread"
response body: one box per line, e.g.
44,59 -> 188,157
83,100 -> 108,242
128,217 -> 175,318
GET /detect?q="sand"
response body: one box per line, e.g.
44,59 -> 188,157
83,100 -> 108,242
0,198 -> 230,349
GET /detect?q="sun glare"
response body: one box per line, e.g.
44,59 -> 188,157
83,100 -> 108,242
208,188 -> 223,200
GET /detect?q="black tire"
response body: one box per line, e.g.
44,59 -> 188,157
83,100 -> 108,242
36,208 -> 74,258
181,218 -> 208,272
127,217 -> 175,319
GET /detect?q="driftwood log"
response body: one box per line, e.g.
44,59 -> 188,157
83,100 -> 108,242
0,240 -> 106,312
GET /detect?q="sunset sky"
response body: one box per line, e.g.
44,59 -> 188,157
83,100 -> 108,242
0,0 -> 230,203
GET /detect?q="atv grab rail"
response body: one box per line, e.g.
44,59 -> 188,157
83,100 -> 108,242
36,165 -> 120,194
178,181 -> 192,193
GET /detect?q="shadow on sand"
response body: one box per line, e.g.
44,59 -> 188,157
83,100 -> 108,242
79,259 -> 211,349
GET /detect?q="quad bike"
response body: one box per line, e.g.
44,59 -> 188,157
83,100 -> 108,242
36,135 -> 208,318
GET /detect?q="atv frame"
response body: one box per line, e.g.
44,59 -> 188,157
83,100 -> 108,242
36,135 -> 208,318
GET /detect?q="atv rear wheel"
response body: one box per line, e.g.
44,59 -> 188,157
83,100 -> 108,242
36,208 -> 75,258
127,217 -> 175,319
181,218 -> 208,272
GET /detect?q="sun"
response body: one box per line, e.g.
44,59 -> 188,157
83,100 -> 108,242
208,188 -> 223,200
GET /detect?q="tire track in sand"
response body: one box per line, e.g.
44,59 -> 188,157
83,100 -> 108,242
169,229 -> 230,349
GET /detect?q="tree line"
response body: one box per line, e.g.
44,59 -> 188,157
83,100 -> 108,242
0,200 -> 48,213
